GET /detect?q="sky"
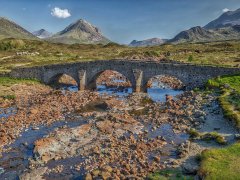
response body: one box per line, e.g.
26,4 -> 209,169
0,0 -> 240,44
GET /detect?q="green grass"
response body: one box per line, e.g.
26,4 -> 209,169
188,129 -> 227,145
147,168 -> 194,180
201,132 -> 227,145
0,77 -> 41,97
199,143 -> 240,180
1,94 -> 16,100
207,75 -> 240,92
0,77 -> 40,86
188,128 -> 201,138
207,75 -> 240,128
1,38 -> 240,73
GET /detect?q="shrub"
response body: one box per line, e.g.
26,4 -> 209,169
188,55 -> 194,62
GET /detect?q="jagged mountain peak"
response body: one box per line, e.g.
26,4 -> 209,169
32,29 -> 52,39
48,19 -> 110,44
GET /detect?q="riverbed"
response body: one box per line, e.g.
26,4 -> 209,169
0,84 -> 238,179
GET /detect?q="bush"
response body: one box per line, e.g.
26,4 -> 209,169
0,39 -> 26,50
188,55 -> 194,62
2,94 -> 16,100
188,128 -> 201,138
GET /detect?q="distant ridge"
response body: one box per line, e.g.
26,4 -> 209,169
0,17 -> 37,40
129,38 -> 166,47
168,25 -> 240,44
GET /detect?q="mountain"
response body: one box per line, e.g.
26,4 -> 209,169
205,8 -> 240,29
129,38 -> 166,47
168,25 -> 240,44
32,29 -> 52,39
0,17 -> 37,40
48,19 -> 110,44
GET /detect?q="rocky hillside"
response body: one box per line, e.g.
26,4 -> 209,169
47,19 -> 110,44
205,8 -> 240,29
129,38 -> 166,47
168,25 -> 240,44
0,17 -> 37,40
32,29 -> 52,39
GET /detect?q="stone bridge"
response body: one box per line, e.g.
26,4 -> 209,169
10,60 -> 240,92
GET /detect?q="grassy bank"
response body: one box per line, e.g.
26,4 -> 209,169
207,75 -> 240,128
0,77 -> 41,98
199,143 -> 240,180
147,168 -> 193,180
198,75 -> 240,179
1,38 -> 240,73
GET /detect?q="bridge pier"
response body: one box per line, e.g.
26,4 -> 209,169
78,70 -> 87,91
133,69 -> 143,93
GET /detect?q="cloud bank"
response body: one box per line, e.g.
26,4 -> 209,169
51,7 -> 71,19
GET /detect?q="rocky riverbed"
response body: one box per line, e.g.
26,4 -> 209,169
0,83 -> 238,179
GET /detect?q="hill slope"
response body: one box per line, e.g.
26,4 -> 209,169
0,17 -> 37,40
205,8 -> 240,29
168,26 -> 240,44
48,19 -> 110,44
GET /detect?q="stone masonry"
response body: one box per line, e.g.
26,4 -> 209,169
9,60 -> 240,92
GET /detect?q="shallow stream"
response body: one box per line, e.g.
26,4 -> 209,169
0,83 -> 186,178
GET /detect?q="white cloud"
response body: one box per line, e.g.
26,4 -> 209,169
222,8 -> 230,13
51,7 -> 71,19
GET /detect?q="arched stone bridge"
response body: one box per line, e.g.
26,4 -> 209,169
10,60 -> 240,92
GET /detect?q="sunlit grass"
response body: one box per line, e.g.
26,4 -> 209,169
207,74 -> 240,128
199,143 -> 240,180
0,38 -> 240,73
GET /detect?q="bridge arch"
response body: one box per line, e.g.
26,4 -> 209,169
86,69 -> 134,90
145,74 -> 186,91
47,73 -> 78,88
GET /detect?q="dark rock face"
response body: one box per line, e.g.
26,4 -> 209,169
168,26 -> 213,43
32,29 -> 52,39
48,19 -> 110,44
129,38 -> 166,47
204,8 -> 240,29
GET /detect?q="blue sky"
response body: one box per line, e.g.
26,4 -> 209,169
0,0 -> 240,44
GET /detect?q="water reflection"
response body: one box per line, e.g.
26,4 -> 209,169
59,83 -> 183,102
97,85 -> 132,97
147,88 -> 183,102
0,107 -> 17,119
147,81 -> 183,102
